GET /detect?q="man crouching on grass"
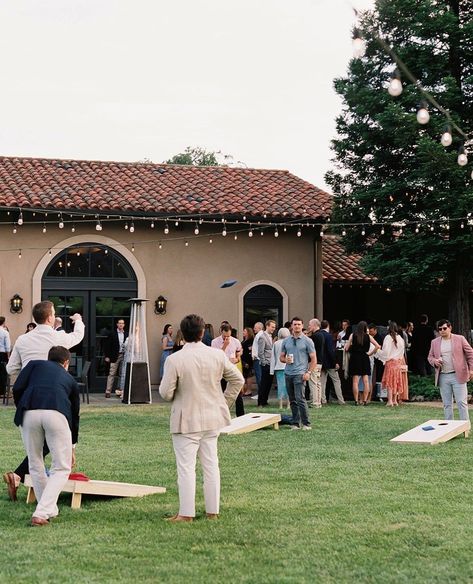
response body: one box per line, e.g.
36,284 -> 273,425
13,346 -> 80,526
159,314 -> 244,522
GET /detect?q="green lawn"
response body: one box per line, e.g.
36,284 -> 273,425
1,402 -> 472,584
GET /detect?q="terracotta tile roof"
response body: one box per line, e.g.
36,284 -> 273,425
323,236 -> 377,283
0,156 -> 332,220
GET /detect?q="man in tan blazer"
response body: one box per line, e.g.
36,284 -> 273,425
159,314 -> 244,522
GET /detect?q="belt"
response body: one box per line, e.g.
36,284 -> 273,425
440,371 -> 455,374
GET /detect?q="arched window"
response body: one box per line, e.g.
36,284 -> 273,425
243,285 -> 283,328
44,244 -> 135,280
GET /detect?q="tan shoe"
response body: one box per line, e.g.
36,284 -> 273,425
206,513 -> 219,520
164,514 -> 193,523
31,516 -> 50,527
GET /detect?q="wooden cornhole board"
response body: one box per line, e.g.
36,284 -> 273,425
24,474 -> 166,509
391,419 -> 470,445
220,412 -> 281,435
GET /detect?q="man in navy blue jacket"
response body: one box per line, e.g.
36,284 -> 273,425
13,346 -> 80,526
320,320 -> 345,405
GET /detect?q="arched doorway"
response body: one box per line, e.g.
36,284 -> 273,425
243,284 -> 284,328
42,243 -> 137,390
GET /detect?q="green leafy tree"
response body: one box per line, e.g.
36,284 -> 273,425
326,0 -> 473,337
165,146 -> 226,166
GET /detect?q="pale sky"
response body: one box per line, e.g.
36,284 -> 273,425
0,0 -> 374,192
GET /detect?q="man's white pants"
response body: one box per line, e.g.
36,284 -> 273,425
321,368 -> 345,404
21,409 -> 72,520
172,430 -> 220,517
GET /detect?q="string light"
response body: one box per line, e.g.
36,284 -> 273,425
58,215 -> 64,229
457,145 -> 468,166
274,228 -> 279,238
248,227 -> 253,237
194,223 -> 199,235
96,220 -> 102,231
185,240 -> 189,247
361,227 -> 366,236
129,222 -> 135,234
342,228 -> 346,236
42,224 -> 47,234
440,125 -> 453,147
387,69 -> 403,96
150,221 -> 155,229
71,224 -> 76,233
18,249 -> 22,259
222,226 -> 227,237
209,238 -> 213,244
158,242 -> 162,249
131,243 -> 135,252
416,101 -> 430,125
164,223 -> 169,235
297,228 -> 302,237
13,226 -> 17,234
17,212 -> 23,226
124,222 -> 129,230
175,220 -> 179,227
234,234 -> 238,240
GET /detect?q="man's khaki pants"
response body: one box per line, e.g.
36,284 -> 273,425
106,353 -> 124,393
308,364 -> 324,406
321,368 -> 345,404
172,430 -> 220,517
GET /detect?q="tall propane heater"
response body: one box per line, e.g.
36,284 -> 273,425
122,298 -> 152,404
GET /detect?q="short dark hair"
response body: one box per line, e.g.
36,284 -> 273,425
437,319 -> 451,329
320,320 -> 329,329
48,346 -> 71,364
291,316 -> 303,324
0,316 -> 5,326
342,319 -> 350,325
32,301 -> 54,324
368,323 -> 377,330
220,324 -> 232,333
180,314 -> 205,343
420,314 -> 428,324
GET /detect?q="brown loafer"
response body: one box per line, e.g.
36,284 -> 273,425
3,472 -> 19,502
31,516 -> 50,527
164,514 -> 193,523
206,513 -> 219,520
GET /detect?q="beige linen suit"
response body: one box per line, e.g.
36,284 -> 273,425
159,341 -> 244,517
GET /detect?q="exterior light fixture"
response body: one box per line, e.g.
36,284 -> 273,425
154,295 -> 167,315
10,293 -> 23,314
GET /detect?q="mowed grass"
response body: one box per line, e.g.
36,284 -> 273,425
1,402 -> 473,584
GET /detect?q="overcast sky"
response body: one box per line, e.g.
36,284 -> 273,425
0,0 -> 374,192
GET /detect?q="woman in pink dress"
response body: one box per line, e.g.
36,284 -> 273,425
377,321 -> 408,406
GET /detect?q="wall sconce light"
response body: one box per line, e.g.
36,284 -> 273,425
154,295 -> 167,315
10,293 -> 23,314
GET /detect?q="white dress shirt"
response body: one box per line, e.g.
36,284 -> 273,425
7,320 -> 85,375
251,330 -> 264,360
0,327 -> 11,353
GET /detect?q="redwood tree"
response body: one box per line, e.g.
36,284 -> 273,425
326,0 -> 473,338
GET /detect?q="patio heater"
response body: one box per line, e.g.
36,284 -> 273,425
122,298 -> 152,404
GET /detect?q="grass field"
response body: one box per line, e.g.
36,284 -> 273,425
1,401 -> 472,584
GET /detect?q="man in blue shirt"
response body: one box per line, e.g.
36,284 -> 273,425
280,317 -> 317,430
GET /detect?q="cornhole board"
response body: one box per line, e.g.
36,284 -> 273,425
220,412 -> 281,434
391,419 -> 470,445
24,474 -> 166,509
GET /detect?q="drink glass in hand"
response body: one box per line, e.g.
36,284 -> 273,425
287,353 -> 294,364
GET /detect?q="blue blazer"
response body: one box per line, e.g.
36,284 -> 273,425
13,360 -> 80,443
321,330 -> 337,370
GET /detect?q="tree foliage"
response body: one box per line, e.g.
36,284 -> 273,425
325,0 -> 473,334
165,146 -> 227,166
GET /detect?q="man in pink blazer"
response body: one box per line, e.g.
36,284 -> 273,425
159,314 -> 244,522
428,319 -> 473,421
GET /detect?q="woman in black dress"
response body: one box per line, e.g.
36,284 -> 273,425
345,321 -> 380,405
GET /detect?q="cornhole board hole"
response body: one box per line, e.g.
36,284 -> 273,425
220,412 -> 281,435
391,419 -> 470,445
24,474 -> 166,509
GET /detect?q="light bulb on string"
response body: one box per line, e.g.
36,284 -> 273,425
13,225 -> 17,234
248,228 -> 253,238
18,249 -> 22,259
131,243 -> 135,252
388,69 -> 403,97
361,227 -> 366,236
158,242 -> 162,249
17,213 -> 23,226
260,230 -> 264,236
150,221 -> 155,229
185,240 -> 189,247
222,226 -> 227,237
416,101 -> 430,125
59,220 -> 64,229
274,228 -> 279,238
129,222 -> 135,234
461,222 -> 465,229
457,145 -> 468,166
430,225 -> 434,232
440,125 -> 453,147
194,223 -> 199,235
297,228 -> 302,237
352,28 -> 366,59
175,220 -> 179,227
283,226 -> 287,232
42,224 -> 47,234
96,221 -> 102,231
209,238 -> 213,244
319,229 -> 324,237
234,234 -> 238,240
125,222 -> 129,230
415,225 -> 420,233
164,223 -> 169,235
71,224 -> 75,233
342,228 -> 346,236
381,226 -> 385,235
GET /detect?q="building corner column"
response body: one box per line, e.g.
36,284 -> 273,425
314,235 -> 323,318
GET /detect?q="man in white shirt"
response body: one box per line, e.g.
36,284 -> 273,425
251,322 -> 264,394
211,324 -> 245,416
0,316 -> 11,398
160,314 -> 243,522
3,300 -> 84,502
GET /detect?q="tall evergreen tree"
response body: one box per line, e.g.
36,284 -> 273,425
326,0 -> 473,337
